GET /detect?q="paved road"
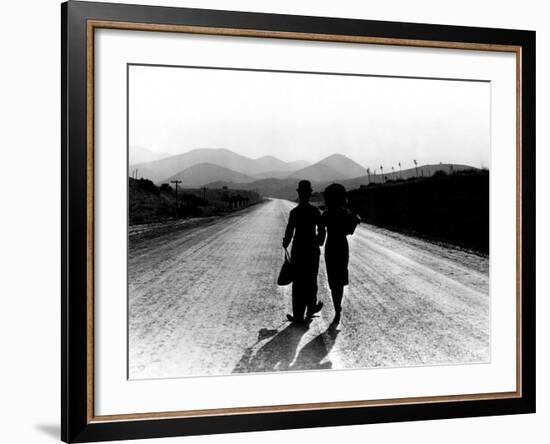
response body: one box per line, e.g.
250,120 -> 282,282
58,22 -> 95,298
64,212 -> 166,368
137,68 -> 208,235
128,198 -> 489,379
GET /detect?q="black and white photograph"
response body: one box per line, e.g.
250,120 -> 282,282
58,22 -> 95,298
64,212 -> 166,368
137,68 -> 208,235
128,64 -> 491,380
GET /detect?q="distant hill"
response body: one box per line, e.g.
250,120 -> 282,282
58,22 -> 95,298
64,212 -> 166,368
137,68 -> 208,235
133,148 -> 263,183
354,163 -> 478,186
287,163 -> 347,182
133,148 -> 309,183
206,163 -> 481,201
253,156 -> 309,173
129,146 -> 171,165
162,163 -> 256,187
287,160 -> 311,170
252,170 -> 299,180
316,154 -> 366,178
288,154 -> 365,182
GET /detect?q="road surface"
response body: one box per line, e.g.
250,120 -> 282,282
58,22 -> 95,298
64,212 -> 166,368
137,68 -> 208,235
128,198 -> 489,379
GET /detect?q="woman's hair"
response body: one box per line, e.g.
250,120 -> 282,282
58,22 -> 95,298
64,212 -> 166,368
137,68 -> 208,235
324,183 -> 347,209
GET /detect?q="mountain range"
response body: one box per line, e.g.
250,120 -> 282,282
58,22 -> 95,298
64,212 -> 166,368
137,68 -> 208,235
164,163 -> 256,187
287,154 -> 367,181
130,148 -> 366,185
208,163 -> 478,200
131,148 -> 478,200
131,148 -> 313,183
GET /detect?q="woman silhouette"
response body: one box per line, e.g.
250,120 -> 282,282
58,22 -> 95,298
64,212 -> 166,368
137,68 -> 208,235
322,184 -> 360,326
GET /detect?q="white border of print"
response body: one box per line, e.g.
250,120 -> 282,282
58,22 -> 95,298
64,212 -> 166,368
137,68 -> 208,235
94,28 -> 516,416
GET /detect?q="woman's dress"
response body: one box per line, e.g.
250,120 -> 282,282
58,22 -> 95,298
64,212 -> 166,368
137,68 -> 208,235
322,209 -> 360,290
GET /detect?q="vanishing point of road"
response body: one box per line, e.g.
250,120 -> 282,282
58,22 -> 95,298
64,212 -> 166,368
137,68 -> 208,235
128,198 -> 489,379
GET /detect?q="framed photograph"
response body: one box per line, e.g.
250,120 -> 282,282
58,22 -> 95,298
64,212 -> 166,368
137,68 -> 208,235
61,1 -> 535,442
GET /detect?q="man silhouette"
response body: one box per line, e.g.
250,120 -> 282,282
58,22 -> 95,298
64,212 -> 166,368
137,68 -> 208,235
283,180 -> 326,323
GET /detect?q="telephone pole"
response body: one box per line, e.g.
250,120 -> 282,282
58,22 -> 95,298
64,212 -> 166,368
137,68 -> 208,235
170,180 -> 182,219
201,186 -> 207,203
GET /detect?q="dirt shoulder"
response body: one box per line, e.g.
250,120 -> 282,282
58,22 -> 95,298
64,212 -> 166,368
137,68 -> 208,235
129,200 -> 268,245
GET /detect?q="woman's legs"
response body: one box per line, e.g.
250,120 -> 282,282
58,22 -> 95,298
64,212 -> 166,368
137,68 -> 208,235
331,285 -> 344,323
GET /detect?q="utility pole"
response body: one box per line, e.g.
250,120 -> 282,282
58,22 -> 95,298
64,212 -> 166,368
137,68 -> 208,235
366,168 -> 371,185
398,162 -> 402,179
170,180 -> 182,219
201,186 -> 207,203
414,159 -> 418,178
380,165 -> 384,183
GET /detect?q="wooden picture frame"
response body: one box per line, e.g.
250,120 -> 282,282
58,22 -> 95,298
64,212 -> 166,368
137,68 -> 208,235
62,1 -> 535,442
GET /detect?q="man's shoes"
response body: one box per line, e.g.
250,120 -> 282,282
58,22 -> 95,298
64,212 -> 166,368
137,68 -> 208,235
286,314 -> 304,324
306,302 -> 323,319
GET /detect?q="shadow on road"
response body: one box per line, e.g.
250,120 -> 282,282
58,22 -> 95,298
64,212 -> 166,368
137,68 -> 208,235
233,323 -> 308,373
233,324 -> 340,374
290,327 -> 340,371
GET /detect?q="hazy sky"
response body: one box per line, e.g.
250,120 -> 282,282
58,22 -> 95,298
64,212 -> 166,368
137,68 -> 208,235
129,65 -> 490,169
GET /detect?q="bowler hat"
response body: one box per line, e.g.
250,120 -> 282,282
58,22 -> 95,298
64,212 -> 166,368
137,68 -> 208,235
297,180 -> 312,193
